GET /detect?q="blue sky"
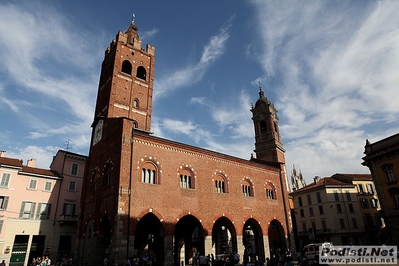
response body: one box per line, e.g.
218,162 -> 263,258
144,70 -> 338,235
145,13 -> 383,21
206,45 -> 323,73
1,0 -> 399,185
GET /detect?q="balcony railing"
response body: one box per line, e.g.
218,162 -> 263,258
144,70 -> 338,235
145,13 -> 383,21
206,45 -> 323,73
60,214 -> 78,222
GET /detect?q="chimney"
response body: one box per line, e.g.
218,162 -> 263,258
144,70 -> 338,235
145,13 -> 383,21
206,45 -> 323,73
27,158 -> 36,168
0,150 -> 5,157
314,176 -> 320,184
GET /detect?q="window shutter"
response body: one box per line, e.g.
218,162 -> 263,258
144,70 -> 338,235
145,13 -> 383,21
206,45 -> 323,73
3,196 -> 9,210
72,204 -> 76,215
36,203 -> 42,219
19,202 -> 25,219
63,203 -> 67,215
47,204 -> 52,219
30,202 -> 36,219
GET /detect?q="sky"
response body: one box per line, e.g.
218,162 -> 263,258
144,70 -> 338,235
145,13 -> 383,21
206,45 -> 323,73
1,0 -> 399,186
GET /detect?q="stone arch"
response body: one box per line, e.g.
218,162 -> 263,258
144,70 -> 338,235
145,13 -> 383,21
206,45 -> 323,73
242,218 -> 265,263
134,212 -> 165,263
212,216 -> 238,256
173,214 -> 204,266
268,219 -> 286,253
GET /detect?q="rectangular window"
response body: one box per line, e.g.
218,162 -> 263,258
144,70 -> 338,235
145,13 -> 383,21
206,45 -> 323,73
357,184 -> 365,194
68,180 -> 77,192
19,201 -> 36,219
300,209 -> 304,218
316,192 -> 321,203
339,218 -> 345,229
334,190 -> 339,201
352,218 -> 358,229
307,194 -> 312,205
302,222 -> 307,232
383,165 -> 396,183
36,203 -> 51,220
371,198 -> 379,208
71,163 -> 79,176
28,179 -> 37,190
348,203 -> 354,213
298,196 -> 303,207
44,181 -> 52,192
63,203 -> 76,216
311,221 -> 316,230
0,196 -> 9,210
361,198 -> 369,208
309,207 -> 314,216
336,203 -> 342,213
318,205 -> 324,215
215,180 -> 225,193
0,220 -> 3,233
321,220 -> 327,230
0,173 -> 11,188
366,184 -> 374,195
346,190 -> 351,201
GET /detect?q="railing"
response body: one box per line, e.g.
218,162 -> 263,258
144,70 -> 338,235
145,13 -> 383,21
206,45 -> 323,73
60,214 -> 78,222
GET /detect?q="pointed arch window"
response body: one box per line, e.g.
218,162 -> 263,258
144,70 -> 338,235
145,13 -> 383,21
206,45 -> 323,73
136,66 -> 146,80
265,183 -> 276,200
121,60 -> 132,75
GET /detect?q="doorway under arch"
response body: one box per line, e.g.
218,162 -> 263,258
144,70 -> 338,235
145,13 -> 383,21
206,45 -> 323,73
134,213 -> 165,263
212,217 -> 237,256
242,218 -> 265,263
174,215 -> 204,265
268,219 -> 285,254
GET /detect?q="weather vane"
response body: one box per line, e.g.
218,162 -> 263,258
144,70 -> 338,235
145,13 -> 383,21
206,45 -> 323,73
131,13 -> 136,24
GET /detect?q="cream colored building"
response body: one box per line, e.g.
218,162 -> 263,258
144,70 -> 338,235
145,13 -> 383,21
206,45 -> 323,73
331,174 -> 385,244
0,150 -> 86,266
290,176 -> 365,248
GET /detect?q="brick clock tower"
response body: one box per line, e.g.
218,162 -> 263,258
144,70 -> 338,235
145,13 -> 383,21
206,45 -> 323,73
251,85 -> 285,163
78,18 -> 293,266
93,17 -> 155,132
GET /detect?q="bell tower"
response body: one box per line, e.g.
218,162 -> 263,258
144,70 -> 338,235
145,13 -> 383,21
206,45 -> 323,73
94,16 -> 155,132
251,84 -> 285,163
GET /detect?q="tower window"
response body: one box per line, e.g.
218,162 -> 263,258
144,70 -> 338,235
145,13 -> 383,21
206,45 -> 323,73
121,60 -> 132,75
260,121 -> 267,133
133,99 -> 139,108
136,66 -> 146,80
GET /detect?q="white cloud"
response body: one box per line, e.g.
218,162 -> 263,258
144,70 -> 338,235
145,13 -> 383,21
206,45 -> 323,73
250,1 -> 399,183
153,17 -> 233,100
140,28 -> 159,40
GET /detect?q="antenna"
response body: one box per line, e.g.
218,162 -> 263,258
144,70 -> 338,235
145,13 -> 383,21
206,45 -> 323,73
65,139 -> 73,151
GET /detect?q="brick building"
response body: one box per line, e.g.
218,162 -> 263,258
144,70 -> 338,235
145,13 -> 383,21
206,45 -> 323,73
76,19 -> 292,266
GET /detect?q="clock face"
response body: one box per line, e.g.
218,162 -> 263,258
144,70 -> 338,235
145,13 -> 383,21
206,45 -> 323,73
92,119 -> 104,146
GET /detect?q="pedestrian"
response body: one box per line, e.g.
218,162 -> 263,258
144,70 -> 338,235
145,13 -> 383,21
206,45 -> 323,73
0,260 -> 5,266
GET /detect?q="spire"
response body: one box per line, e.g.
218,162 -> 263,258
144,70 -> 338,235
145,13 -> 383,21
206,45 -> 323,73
258,81 -> 265,98
126,13 -> 139,38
